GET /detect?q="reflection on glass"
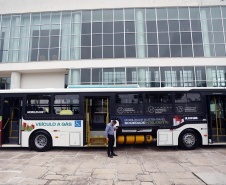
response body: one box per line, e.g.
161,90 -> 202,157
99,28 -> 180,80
149,67 -> 160,87
206,66 -> 217,87
161,67 -> 171,87
127,68 -> 137,84
172,67 -> 183,87
183,67 -> 194,87
103,68 -> 114,85
81,68 -> 91,85
115,68 -> 125,84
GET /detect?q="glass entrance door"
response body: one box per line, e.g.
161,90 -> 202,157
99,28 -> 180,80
209,96 -> 226,143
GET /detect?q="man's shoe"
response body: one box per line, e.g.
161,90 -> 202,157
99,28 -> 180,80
108,155 -> 113,158
112,153 -> 118,156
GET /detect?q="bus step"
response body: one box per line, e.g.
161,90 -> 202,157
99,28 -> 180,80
9,130 -> 19,137
88,143 -> 106,147
8,137 -> 19,144
212,135 -> 226,142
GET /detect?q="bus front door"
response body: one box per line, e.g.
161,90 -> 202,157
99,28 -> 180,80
208,95 -> 226,143
2,97 -> 22,146
85,97 -> 109,147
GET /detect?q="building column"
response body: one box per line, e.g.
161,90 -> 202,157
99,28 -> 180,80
11,72 -> 21,89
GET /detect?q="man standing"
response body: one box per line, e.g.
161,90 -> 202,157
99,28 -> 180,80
105,120 -> 118,158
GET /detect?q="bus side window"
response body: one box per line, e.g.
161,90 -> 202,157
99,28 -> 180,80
26,95 -> 51,114
187,93 -> 201,102
116,94 -> 142,104
175,93 -> 187,103
53,94 -> 80,115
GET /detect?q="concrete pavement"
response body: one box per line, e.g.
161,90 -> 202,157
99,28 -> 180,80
0,143 -> 226,185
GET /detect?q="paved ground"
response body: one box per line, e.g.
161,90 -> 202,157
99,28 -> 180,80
0,143 -> 226,185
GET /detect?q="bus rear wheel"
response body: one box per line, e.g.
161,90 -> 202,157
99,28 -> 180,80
179,131 -> 198,150
31,131 -> 52,152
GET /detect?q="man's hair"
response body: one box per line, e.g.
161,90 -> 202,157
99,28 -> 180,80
112,120 -> 117,124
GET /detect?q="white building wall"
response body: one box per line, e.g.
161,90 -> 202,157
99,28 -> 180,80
21,73 -> 65,89
0,0 -> 225,15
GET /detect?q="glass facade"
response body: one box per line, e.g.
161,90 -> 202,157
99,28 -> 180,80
69,66 -> 226,88
1,6 -> 226,63
0,77 -> 10,89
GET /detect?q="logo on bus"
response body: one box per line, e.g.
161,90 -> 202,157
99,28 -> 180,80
75,121 -> 81,127
117,107 -> 124,114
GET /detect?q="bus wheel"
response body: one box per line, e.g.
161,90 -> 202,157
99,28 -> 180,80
179,131 -> 198,150
31,131 -> 52,152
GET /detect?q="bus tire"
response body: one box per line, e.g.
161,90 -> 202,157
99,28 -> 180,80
31,131 -> 52,152
179,130 -> 198,150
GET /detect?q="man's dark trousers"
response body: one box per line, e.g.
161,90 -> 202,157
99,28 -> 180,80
108,134 -> 114,156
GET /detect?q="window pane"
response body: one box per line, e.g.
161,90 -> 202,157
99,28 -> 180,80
187,93 -> 201,102
148,45 -> 158,57
125,9 -> 134,20
81,69 -> 90,85
215,44 -> 226,56
172,67 -> 183,87
114,21 -> 124,33
39,37 -> 49,48
103,68 -> 114,85
213,32 -> 224,43
115,68 -> 125,84
211,7 -> 221,19
125,33 -> 135,45
196,66 -> 206,87
116,94 -> 142,104
92,10 -> 102,22
169,32 -> 180,44
39,49 -> 48,61
193,45 -> 204,57
146,8 -> 156,20
62,12 -> 71,24
127,67 -> 137,84
82,23 -> 91,34
180,20 -> 190,31
81,47 -> 91,59
181,32 -> 192,44
168,8 -> 178,20
200,7 -> 211,19
146,21 -> 157,32
183,67 -> 195,86
114,46 -> 124,58
157,8 -> 167,20
92,22 -> 102,33
168,20 -> 179,31
2,15 -> 11,27
41,13 -> 50,24
161,67 -> 171,87
126,46 -> 136,58
147,33 -> 157,44
103,9 -> 113,21
148,67 -> 160,87
157,20 -> 168,32
170,45 -> 181,57
212,19 -> 223,31
179,8 -> 189,19
103,22 -> 113,33
49,48 -> 59,60
82,10 -> 91,22
158,33 -> 169,44
191,20 -> 201,31
31,13 -> 40,25
192,32 -> 203,44
175,93 -> 187,103
92,34 -> 102,46
114,9 -> 123,21
103,34 -> 113,45
125,21 -> 135,32
114,33 -> 124,45
182,45 -> 193,57
190,7 -> 200,19
103,46 -> 113,58
51,12 -> 61,24
92,46 -> 102,59
81,35 -> 91,46
92,68 -> 102,85
159,45 -> 170,57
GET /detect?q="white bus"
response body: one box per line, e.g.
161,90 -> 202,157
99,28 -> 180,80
0,87 -> 225,151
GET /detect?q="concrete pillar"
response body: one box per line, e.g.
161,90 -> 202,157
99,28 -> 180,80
11,72 -> 21,89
